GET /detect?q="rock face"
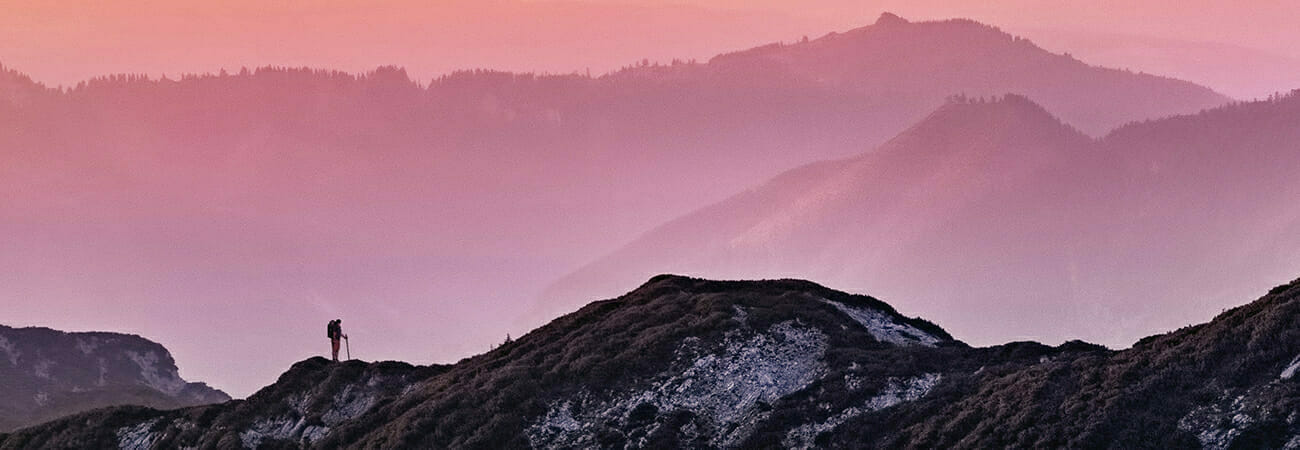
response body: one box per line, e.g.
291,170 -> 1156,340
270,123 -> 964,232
0,326 -> 230,432
4,274 -> 1300,448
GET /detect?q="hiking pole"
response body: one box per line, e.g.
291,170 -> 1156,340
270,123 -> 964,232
345,337 -> 351,360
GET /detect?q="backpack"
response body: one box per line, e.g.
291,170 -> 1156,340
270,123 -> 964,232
326,321 -> 337,339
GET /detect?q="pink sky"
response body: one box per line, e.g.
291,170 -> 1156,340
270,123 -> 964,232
4,0 -> 1299,397
3,0 -> 1299,96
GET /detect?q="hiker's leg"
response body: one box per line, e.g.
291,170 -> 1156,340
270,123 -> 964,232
332,339 -> 340,361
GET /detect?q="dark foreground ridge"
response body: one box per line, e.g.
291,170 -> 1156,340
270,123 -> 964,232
4,275 -> 1300,448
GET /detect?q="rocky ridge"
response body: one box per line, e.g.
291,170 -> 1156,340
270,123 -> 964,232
0,326 -> 229,433
6,274 -> 1299,448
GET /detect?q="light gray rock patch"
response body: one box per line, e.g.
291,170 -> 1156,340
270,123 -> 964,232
301,425 -> 330,444
116,418 -> 161,450
321,383 -> 379,426
1178,385 -> 1281,450
528,321 -> 828,448
844,373 -> 865,391
240,417 -> 298,449
125,350 -> 186,395
0,335 -> 18,366
534,400 -> 583,434
237,373 -> 394,448
732,305 -> 749,325
1281,354 -> 1300,380
32,359 -> 53,380
783,373 -> 942,449
239,415 -> 333,448
33,391 -> 49,407
76,337 -> 100,355
822,299 -> 941,346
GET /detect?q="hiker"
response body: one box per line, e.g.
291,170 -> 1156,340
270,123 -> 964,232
327,319 -> 348,362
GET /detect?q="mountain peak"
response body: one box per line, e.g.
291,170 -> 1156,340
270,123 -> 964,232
932,93 -> 1064,123
618,274 -> 955,347
0,325 -> 229,432
874,12 -> 909,26
883,94 -> 1090,152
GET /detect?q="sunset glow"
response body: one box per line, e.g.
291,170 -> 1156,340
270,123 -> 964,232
4,0 -> 1299,403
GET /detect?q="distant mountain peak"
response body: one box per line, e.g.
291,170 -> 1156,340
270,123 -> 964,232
874,12 -> 909,26
932,93 -> 1065,122
883,93 -> 1090,151
0,325 -> 229,432
695,14 -> 1227,136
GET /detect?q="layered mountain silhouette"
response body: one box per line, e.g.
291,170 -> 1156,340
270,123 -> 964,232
0,325 -> 228,432
693,13 -> 1226,136
4,274 -> 1300,448
1019,27 -> 1300,99
0,64 -> 50,108
544,91 -> 1300,348
0,15 -> 1232,394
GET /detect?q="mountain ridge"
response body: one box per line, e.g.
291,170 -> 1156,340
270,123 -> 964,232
4,274 -> 1300,448
538,94 -> 1096,321
698,12 -> 1228,136
0,324 -> 230,433
541,90 -> 1300,350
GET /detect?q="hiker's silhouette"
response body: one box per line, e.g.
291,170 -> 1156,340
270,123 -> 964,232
327,319 -> 348,361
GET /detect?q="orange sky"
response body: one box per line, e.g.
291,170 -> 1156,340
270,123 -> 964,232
3,0 -> 1299,91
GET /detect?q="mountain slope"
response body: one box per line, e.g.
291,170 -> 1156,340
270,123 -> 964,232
545,91 -> 1300,349
694,13 -> 1228,136
870,278 -> 1300,449
0,325 -> 229,432
1016,27 -> 1300,100
0,63 -> 52,108
5,275 -> 1300,448
542,95 -> 1101,336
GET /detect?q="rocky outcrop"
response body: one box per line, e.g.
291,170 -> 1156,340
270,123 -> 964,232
0,326 -> 229,432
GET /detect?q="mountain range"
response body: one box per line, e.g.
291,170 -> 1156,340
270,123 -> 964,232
0,325 -> 228,433
0,13 -> 1233,396
1016,27 -> 1300,100
544,90 -> 1300,348
3,274 -> 1299,448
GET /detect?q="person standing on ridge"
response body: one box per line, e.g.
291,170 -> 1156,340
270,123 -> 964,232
327,319 -> 348,362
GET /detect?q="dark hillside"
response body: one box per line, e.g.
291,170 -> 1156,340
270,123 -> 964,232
868,277 -> 1300,448
10,275 -> 1300,448
0,326 -> 228,433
